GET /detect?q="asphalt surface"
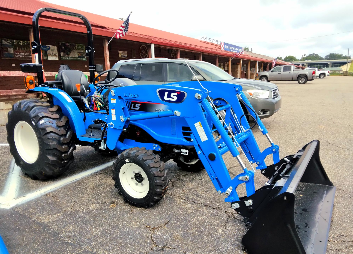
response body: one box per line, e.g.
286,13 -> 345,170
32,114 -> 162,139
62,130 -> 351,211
0,76 -> 352,253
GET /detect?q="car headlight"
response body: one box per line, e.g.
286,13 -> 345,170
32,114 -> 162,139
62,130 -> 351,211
246,90 -> 270,99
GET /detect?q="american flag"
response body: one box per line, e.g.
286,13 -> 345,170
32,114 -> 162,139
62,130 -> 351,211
115,13 -> 131,39
272,58 -> 277,67
233,49 -> 244,58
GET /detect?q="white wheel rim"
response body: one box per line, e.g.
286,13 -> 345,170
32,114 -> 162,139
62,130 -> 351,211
14,121 -> 39,164
119,163 -> 150,199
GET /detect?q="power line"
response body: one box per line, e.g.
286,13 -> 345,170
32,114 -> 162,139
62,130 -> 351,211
232,30 -> 353,44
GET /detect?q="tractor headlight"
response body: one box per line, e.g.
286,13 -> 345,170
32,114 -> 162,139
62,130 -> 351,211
246,90 -> 270,99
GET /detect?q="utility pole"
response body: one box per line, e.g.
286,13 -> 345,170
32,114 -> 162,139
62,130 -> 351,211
347,48 -> 349,73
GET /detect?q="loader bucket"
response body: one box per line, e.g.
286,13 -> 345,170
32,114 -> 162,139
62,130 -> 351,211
241,140 -> 335,254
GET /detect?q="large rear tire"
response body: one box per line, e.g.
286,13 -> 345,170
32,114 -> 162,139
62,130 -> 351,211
319,73 -> 325,79
297,75 -> 308,84
113,147 -> 168,208
6,99 -> 75,180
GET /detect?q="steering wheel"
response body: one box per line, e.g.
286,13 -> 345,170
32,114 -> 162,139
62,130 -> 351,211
93,69 -> 119,86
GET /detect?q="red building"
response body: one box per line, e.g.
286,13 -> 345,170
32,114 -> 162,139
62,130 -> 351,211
0,0 -> 287,99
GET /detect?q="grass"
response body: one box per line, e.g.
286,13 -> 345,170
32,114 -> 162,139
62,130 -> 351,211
329,72 -> 353,76
349,63 -> 353,72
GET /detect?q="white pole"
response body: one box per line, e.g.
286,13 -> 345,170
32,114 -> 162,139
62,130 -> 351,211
151,43 -> 155,58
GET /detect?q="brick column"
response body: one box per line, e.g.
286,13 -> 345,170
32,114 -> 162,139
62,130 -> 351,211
177,49 -> 180,59
216,56 -> 219,67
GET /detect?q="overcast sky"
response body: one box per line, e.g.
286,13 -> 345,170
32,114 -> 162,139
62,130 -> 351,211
43,0 -> 353,59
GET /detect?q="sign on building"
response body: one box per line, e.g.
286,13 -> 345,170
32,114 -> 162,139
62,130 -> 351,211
221,42 -> 243,54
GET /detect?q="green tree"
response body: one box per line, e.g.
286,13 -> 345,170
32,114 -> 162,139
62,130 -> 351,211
284,55 -> 298,62
244,47 -> 250,52
302,53 -> 324,61
276,56 -> 283,60
325,53 -> 350,60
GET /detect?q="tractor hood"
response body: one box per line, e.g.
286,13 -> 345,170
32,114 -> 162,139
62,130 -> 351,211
224,78 -> 278,91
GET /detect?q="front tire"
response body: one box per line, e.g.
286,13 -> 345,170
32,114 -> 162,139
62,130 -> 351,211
6,99 -> 75,180
113,148 -> 168,208
297,75 -> 308,84
260,76 -> 268,82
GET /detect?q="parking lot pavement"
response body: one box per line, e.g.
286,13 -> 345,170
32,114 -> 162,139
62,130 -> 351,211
0,76 -> 352,253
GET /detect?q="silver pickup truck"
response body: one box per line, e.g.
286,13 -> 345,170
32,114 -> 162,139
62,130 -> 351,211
258,65 -> 315,84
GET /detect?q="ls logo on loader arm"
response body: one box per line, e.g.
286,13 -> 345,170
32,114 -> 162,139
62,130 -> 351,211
157,89 -> 187,103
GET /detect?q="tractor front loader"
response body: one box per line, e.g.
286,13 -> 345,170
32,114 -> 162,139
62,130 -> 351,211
6,8 -> 335,254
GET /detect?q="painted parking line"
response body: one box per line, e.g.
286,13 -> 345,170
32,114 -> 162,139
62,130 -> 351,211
0,144 -> 9,146
2,160 -> 21,200
0,160 -> 114,209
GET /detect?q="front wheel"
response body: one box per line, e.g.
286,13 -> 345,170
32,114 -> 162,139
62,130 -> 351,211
297,76 -> 308,84
6,99 -> 75,180
113,148 -> 168,208
260,76 -> 268,82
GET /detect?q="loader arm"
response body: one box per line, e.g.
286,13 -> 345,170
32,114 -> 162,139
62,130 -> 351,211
105,82 -> 280,201
106,82 -> 335,254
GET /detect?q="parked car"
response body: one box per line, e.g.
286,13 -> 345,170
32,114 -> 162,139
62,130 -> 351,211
258,65 -> 315,84
109,59 -> 281,119
305,68 -> 329,78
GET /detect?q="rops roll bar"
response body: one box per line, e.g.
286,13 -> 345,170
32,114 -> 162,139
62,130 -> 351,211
31,8 -> 95,83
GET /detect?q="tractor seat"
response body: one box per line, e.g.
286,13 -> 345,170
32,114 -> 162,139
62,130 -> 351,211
56,70 -> 89,96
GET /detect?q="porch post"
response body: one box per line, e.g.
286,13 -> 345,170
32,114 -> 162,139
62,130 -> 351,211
103,39 -> 110,70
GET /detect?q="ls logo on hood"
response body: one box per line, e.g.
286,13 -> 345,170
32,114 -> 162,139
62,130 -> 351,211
157,89 -> 187,103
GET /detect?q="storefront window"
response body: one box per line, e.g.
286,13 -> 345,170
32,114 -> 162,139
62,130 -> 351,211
1,38 -> 31,60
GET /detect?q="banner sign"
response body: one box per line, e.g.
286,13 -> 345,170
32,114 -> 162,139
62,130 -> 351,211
221,42 -> 243,54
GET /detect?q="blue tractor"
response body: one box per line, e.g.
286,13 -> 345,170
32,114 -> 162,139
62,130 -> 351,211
6,8 -> 335,254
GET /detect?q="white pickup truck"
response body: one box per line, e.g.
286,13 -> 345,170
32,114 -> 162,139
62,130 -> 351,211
305,68 -> 330,79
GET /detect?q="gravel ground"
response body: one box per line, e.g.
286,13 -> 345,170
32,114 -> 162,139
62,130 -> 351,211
0,76 -> 352,253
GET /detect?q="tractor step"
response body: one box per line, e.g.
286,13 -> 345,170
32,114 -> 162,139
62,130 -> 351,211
81,128 -> 102,139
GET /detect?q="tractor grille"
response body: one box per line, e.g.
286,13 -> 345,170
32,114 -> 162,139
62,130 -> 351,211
182,126 -> 192,142
272,89 -> 279,99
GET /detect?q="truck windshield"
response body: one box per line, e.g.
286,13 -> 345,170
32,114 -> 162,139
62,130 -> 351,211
189,61 -> 234,81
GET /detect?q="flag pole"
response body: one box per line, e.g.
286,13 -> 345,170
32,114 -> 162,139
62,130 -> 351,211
107,11 -> 132,45
108,32 -> 117,45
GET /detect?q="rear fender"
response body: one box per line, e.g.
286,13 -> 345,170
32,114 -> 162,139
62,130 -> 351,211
33,87 -> 86,136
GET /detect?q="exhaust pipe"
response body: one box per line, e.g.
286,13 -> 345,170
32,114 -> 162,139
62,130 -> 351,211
234,140 -> 335,254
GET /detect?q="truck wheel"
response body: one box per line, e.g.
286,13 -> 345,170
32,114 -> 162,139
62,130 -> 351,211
175,156 -> 204,172
6,99 -> 75,180
113,147 -> 168,208
319,73 -> 325,79
297,76 -> 308,84
260,76 -> 268,82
